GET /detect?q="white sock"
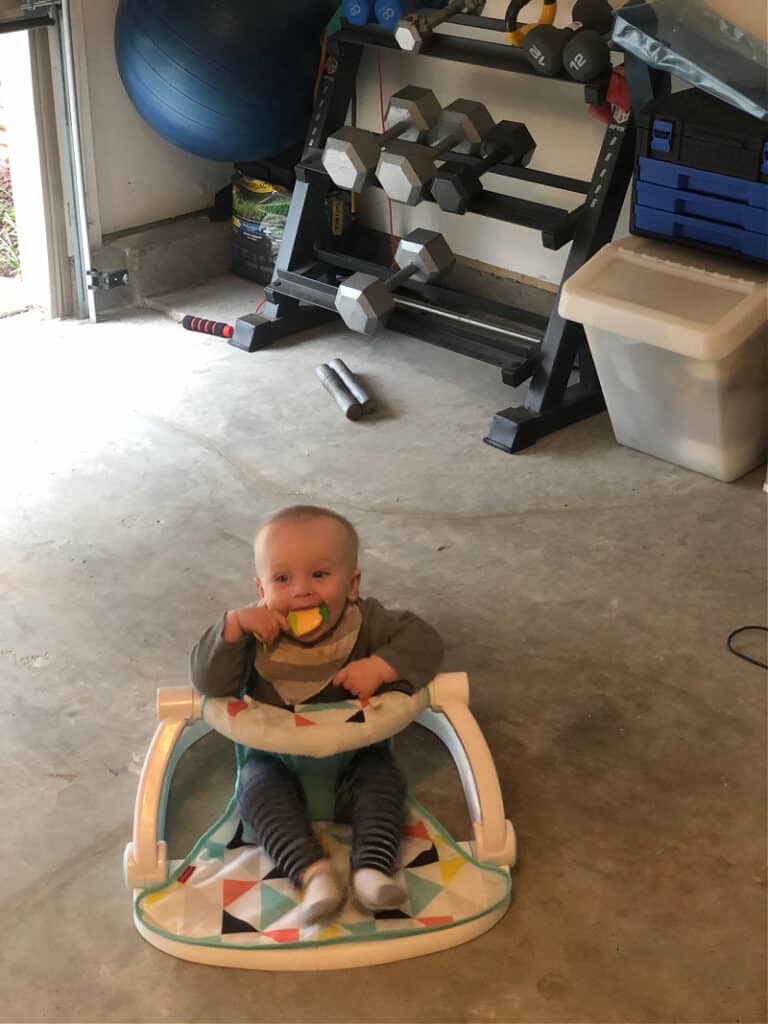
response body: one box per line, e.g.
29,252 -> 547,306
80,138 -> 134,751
299,862 -> 345,926
352,868 -> 406,912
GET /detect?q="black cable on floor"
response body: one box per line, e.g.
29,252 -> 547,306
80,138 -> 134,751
726,626 -> 768,670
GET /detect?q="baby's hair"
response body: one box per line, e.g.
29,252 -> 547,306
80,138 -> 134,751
255,505 -> 359,566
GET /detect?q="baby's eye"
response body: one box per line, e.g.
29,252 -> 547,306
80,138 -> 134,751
312,570 -> 330,579
274,574 -> 289,584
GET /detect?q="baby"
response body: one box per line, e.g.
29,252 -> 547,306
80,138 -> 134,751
190,505 -> 443,924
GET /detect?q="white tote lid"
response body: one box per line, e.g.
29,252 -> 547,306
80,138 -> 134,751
560,235 -> 768,361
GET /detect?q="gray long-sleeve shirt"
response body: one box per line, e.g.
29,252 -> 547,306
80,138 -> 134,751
190,597 -> 443,708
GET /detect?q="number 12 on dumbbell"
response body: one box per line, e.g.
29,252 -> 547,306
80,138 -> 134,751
524,0 -> 613,81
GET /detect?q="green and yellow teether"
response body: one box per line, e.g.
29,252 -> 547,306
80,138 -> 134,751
287,603 -> 330,637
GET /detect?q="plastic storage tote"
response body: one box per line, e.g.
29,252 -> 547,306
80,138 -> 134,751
559,235 -> 768,482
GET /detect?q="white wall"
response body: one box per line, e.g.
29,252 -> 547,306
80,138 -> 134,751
75,0 -> 606,274
350,0 -> 767,284
355,0 -> 614,285
77,0 -> 231,239
708,0 -> 766,40
74,0 -> 764,279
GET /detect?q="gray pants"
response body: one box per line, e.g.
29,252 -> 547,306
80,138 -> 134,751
237,745 -> 406,887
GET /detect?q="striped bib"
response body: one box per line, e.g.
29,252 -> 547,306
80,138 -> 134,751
254,603 -> 362,704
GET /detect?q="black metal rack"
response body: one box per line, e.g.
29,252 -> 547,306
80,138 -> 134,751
230,15 -> 669,453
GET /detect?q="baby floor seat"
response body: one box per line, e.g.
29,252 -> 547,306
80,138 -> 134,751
124,673 -> 517,969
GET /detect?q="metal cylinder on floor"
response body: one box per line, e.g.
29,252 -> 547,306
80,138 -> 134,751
328,358 -> 376,414
315,364 -> 363,421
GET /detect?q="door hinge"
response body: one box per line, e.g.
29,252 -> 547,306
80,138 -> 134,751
87,269 -> 129,290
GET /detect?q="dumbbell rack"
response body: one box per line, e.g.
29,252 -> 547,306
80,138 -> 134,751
230,14 -> 669,453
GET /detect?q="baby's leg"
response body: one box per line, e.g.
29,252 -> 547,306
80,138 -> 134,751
335,744 -> 407,911
238,753 -> 344,924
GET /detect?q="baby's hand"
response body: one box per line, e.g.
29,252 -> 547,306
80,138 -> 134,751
335,656 -> 399,699
225,606 -> 289,646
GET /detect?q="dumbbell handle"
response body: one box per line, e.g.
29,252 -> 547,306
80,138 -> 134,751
467,136 -> 518,177
378,117 -> 421,147
335,261 -> 418,307
385,263 -> 420,291
426,124 -> 470,162
326,111 -> 433,158
396,0 -> 484,51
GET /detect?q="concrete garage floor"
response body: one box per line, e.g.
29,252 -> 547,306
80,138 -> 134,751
1,273 -> 766,1023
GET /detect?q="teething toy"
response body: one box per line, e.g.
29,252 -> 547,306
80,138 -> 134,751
287,602 -> 330,636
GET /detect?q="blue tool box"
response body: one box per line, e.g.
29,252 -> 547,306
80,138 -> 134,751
635,182 -> 768,233
632,88 -> 768,265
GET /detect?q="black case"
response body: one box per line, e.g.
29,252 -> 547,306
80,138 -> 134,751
637,88 -> 768,183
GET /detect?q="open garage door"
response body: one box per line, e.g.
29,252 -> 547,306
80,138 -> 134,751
1,0 -> 94,319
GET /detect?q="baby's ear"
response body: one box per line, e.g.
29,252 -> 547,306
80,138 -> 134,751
254,576 -> 266,601
347,568 -> 361,602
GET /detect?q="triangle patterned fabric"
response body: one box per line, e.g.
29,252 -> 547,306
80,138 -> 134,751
135,798 -> 510,949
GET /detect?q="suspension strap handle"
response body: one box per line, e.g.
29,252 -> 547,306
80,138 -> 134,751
182,315 -> 234,339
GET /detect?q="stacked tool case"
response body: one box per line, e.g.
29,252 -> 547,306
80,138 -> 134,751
633,88 -> 768,264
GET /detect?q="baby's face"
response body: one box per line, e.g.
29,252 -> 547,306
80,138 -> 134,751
255,517 -> 360,642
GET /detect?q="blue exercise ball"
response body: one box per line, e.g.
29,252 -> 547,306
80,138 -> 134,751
115,0 -> 338,163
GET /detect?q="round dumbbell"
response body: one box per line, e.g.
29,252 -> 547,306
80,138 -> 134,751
431,120 -> 536,215
395,0 -> 485,53
376,99 -> 495,206
374,0 -> 444,30
344,0 -> 443,28
334,229 -> 455,335
342,0 -> 374,25
322,86 -> 442,193
523,0 -> 612,77
562,23 -> 612,81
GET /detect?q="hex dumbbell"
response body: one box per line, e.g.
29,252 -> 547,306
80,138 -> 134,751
334,229 -> 454,335
524,0 -> 612,77
322,86 -> 442,193
395,0 -> 485,53
431,120 -> 536,215
376,99 -> 495,206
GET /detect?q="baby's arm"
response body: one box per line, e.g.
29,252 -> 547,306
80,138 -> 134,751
190,618 -> 251,697
191,606 -> 290,697
335,598 -> 444,698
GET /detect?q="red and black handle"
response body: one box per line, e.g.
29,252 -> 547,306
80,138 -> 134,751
182,315 -> 233,339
